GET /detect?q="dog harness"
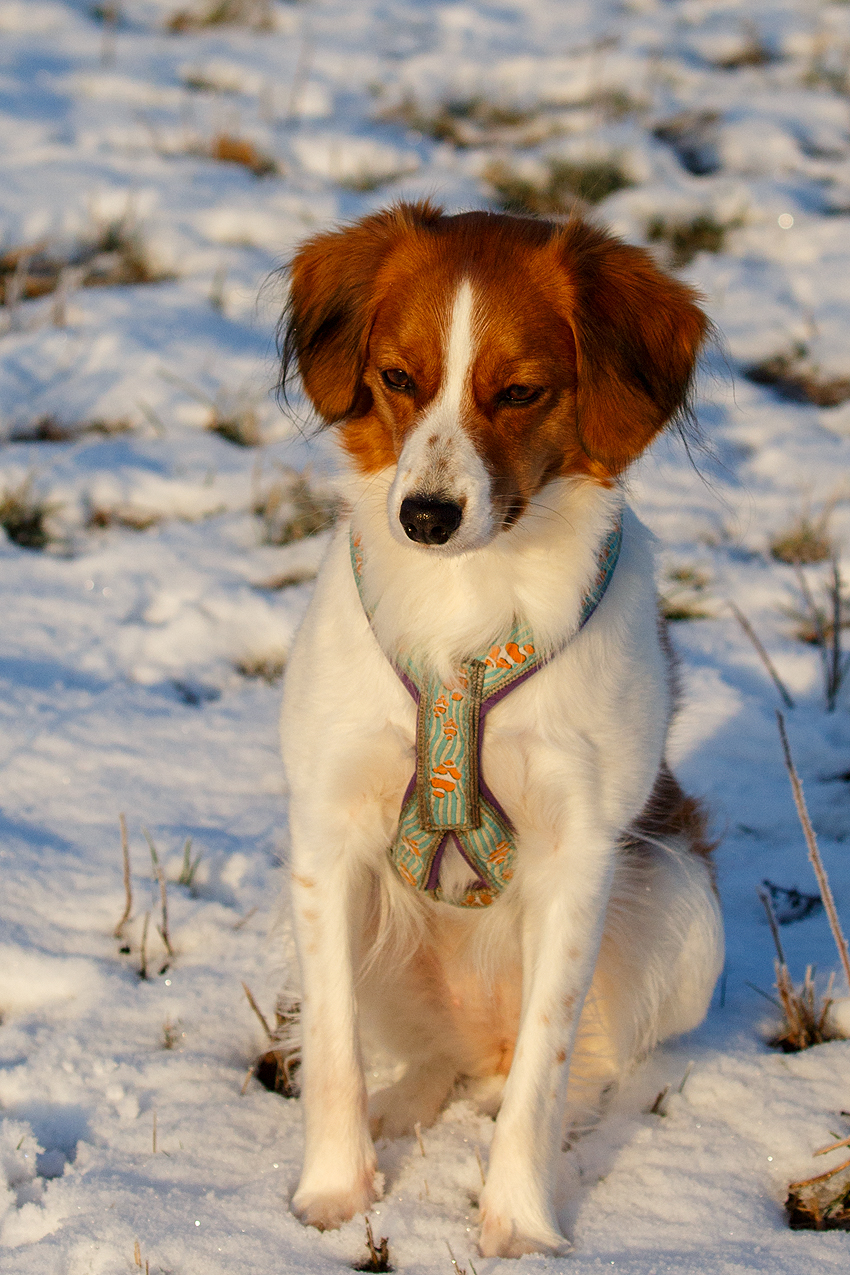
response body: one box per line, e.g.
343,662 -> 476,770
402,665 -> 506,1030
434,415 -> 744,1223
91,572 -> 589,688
350,515 -> 622,908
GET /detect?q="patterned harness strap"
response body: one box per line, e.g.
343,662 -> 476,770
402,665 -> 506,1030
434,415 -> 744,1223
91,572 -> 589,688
350,515 -> 623,908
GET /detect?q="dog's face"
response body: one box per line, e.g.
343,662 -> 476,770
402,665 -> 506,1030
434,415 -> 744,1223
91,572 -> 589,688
281,203 -> 707,554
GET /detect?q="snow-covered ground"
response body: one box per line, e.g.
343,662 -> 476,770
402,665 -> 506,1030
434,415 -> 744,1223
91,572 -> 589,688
1,1 -> 850,1271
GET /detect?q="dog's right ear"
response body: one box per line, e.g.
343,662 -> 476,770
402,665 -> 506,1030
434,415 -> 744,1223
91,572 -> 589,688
280,201 -> 443,424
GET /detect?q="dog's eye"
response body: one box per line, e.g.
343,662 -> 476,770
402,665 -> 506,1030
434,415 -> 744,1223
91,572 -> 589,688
381,368 -> 413,392
501,384 -> 542,405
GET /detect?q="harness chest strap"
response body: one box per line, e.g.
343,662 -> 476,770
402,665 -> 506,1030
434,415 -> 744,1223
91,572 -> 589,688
350,515 -> 622,908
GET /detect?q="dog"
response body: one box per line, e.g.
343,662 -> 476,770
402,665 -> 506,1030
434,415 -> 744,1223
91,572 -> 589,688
278,202 -> 724,1258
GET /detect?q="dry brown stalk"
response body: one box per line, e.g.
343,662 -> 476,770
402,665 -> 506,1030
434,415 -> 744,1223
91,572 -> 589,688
789,1158 -> 850,1192
353,1217 -> 392,1272
114,812 -> 132,938
232,905 -> 258,930
139,911 -> 150,980
816,1134 -> 850,1157
649,1085 -> 670,1115
729,601 -> 794,708
757,890 -> 834,1050
792,563 -> 849,710
242,981 -> 273,1039
143,828 -> 174,959
827,559 -> 847,711
445,1240 -> 478,1275
777,712 -> 850,991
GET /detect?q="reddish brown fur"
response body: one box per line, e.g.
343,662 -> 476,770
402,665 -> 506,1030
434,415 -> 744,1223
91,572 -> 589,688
625,761 -> 718,885
281,202 -> 708,509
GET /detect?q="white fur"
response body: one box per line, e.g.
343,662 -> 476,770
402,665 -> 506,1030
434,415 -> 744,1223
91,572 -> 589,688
387,281 -> 496,555
280,307 -> 723,1257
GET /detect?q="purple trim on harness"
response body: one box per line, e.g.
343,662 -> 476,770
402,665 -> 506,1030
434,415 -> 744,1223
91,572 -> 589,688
396,667 -> 420,704
480,658 -> 544,715
425,833 -> 448,891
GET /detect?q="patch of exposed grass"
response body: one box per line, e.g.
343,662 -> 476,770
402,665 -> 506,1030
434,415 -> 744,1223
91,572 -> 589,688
87,505 -> 162,532
177,836 -> 203,889
785,599 -> 849,648
0,219 -> 173,309
787,1158 -> 850,1231
352,1219 -> 393,1272
207,397 -> 263,447
744,347 -> 850,409
583,88 -> 644,120
161,1018 -> 181,1050
0,476 -> 58,550
653,110 -> 721,176
770,512 -> 833,565
253,467 -> 338,545
785,561 -> 849,710
715,26 -> 777,70
10,416 -> 133,444
90,4 -> 123,23
235,653 -> 287,683
338,168 -> 411,193
485,156 -> 632,215
252,567 -> 317,590
660,565 -> 713,621
647,213 -> 739,269
210,133 -> 278,177
166,0 -> 275,32
758,716 -> 850,1051
380,95 -> 543,149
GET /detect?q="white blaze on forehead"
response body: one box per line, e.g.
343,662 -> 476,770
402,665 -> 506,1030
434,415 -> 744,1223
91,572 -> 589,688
388,276 -> 496,553
439,278 -> 476,413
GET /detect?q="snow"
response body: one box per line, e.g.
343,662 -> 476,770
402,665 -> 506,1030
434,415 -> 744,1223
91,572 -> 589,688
1,1 -> 850,1271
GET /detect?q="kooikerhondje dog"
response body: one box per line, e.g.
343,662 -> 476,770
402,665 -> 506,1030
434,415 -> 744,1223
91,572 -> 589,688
278,203 -> 723,1258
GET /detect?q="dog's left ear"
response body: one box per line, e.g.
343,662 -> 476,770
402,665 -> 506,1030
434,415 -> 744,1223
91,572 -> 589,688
555,221 -> 708,471
280,201 -> 443,423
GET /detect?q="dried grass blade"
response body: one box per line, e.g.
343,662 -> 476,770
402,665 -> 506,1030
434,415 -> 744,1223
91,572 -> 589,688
242,981 -> 273,1040
776,712 -> 850,991
113,812 -> 132,938
729,601 -> 794,707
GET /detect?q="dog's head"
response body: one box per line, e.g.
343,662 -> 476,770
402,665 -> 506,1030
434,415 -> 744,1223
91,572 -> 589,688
280,202 -> 707,554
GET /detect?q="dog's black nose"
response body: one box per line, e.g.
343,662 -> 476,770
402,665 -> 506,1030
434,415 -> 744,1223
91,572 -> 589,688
399,497 -> 463,546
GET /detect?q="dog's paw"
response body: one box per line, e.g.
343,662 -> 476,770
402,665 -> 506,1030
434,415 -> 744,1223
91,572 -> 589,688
478,1209 -> 571,1259
292,1170 -> 382,1231
368,1066 -> 455,1140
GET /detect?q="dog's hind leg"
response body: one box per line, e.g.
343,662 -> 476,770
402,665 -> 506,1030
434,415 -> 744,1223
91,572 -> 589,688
586,782 -> 724,1089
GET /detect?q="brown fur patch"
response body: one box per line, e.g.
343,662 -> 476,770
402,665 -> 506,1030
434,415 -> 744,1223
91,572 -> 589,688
626,762 -> 718,886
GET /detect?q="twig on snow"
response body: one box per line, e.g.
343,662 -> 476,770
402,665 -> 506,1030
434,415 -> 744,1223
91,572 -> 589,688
729,601 -> 794,708
143,827 -> 174,961
139,911 -> 150,980
777,712 -> 850,990
242,981 -> 273,1040
113,812 -> 133,939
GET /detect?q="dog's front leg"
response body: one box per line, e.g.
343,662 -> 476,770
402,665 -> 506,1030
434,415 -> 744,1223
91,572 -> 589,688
290,816 -> 378,1231
479,772 -> 616,1258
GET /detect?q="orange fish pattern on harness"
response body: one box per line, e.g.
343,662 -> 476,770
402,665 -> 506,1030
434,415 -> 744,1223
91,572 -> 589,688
350,517 -> 622,907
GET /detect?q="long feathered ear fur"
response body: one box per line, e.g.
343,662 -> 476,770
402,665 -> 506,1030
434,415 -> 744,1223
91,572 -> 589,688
555,220 -> 709,471
278,200 -> 444,425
